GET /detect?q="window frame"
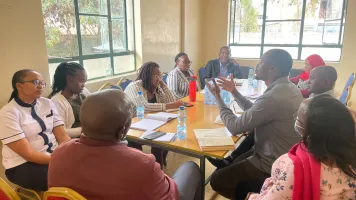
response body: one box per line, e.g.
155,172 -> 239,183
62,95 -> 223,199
229,0 -> 348,61
46,0 -> 136,81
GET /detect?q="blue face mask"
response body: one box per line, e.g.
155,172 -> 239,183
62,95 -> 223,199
294,121 -> 304,136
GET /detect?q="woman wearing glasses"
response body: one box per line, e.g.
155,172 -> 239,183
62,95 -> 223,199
248,95 -> 356,200
167,53 -> 200,99
0,70 -> 70,191
125,62 -> 183,166
50,62 -> 90,138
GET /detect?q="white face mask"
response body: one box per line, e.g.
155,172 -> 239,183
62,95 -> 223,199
294,121 -> 304,136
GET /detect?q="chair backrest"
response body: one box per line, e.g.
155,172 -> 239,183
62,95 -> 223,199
0,178 -> 20,200
162,73 -> 168,84
97,83 -> 122,91
339,86 -> 352,105
198,67 -> 206,89
44,187 -> 86,200
344,72 -> 356,90
289,68 -> 304,79
239,66 -> 250,79
119,78 -> 132,91
15,186 -> 42,200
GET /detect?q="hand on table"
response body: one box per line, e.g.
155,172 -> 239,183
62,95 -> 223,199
166,100 -> 184,110
205,79 -> 221,97
217,76 -> 237,93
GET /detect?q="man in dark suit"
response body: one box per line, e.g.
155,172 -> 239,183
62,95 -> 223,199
204,46 -> 243,79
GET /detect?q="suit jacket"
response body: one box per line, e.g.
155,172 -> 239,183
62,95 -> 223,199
204,59 -> 243,79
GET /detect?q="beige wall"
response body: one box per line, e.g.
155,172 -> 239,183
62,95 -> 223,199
140,0 -> 181,73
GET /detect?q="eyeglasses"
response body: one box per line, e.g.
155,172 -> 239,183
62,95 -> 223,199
19,79 -> 46,88
181,61 -> 192,65
152,74 -> 162,79
294,115 -> 305,129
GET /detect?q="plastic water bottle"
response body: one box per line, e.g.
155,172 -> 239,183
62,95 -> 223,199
222,90 -> 231,105
248,67 -> 254,85
204,86 -> 212,105
136,91 -> 145,119
252,78 -> 259,89
177,106 -> 187,140
105,65 -> 113,77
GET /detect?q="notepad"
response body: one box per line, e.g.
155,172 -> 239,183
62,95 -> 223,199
130,112 -> 177,131
194,128 -> 235,151
215,114 -> 241,125
140,130 -> 176,142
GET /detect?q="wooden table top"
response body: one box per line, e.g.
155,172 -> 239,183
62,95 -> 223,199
126,79 -> 266,159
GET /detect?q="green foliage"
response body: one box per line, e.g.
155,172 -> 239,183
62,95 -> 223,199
240,0 -> 259,32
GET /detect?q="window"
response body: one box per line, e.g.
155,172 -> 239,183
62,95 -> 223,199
42,0 -> 136,80
229,0 -> 347,61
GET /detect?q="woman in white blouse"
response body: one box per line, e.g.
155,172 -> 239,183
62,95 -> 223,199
125,62 -> 184,166
0,70 -> 70,191
167,53 -> 200,99
248,95 -> 356,200
50,62 -> 90,138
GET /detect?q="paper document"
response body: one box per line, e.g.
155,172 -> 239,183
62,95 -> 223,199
140,130 -> 176,142
215,114 -> 241,125
130,119 -> 167,131
194,127 -> 235,151
146,112 -> 177,122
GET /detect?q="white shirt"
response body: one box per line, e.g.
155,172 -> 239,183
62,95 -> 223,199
167,67 -> 200,99
51,88 -> 90,138
0,97 -> 64,169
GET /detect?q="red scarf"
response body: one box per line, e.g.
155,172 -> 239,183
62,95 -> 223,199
299,54 -> 326,81
288,143 -> 321,200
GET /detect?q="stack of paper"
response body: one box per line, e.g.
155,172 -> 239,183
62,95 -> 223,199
130,112 -> 177,131
194,127 -> 235,151
215,114 -> 241,125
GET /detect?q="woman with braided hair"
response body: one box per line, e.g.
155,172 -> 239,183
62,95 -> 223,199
50,62 -> 90,138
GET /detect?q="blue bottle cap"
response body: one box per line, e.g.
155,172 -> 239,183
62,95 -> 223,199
179,106 -> 185,110
138,91 -> 142,95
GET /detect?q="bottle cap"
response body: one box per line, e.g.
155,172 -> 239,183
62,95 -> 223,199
179,106 -> 185,110
138,91 -> 142,95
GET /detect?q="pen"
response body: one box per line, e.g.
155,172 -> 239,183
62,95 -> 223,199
171,134 -> 177,143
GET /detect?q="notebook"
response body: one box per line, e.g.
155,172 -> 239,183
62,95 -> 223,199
215,114 -> 241,125
130,112 -> 177,131
140,130 -> 176,142
194,127 -> 235,151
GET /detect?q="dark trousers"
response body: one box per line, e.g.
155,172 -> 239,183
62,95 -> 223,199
210,132 -> 269,200
5,162 -> 48,191
229,130 -> 255,160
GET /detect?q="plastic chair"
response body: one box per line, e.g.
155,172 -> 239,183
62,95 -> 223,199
162,73 -> 168,84
239,66 -> 251,79
15,186 -> 43,200
118,78 -> 132,91
340,86 -> 352,106
97,83 -> 123,91
289,68 -> 304,79
199,67 -> 206,89
343,72 -> 356,90
0,177 -> 21,200
44,187 -> 86,200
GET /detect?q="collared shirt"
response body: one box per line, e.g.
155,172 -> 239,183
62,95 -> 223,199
309,89 -> 336,98
219,61 -> 228,77
124,80 -> 176,112
48,135 -> 179,200
167,67 -> 200,99
216,77 -> 303,173
0,97 -> 63,169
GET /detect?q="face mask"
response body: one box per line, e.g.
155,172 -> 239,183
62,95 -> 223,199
294,121 -> 304,136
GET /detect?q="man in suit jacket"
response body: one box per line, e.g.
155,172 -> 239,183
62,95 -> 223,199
204,46 -> 243,79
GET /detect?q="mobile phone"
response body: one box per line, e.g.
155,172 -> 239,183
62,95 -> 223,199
183,102 -> 194,107
143,131 -> 166,140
